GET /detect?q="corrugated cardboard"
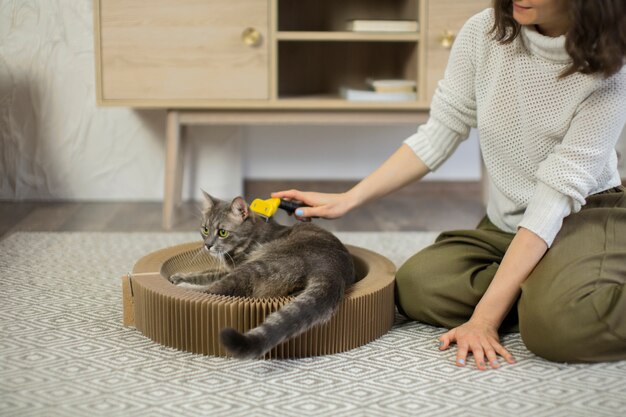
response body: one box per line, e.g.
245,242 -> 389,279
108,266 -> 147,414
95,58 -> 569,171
122,242 -> 396,358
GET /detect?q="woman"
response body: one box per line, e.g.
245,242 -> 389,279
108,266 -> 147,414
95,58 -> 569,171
274,0 -> 626,370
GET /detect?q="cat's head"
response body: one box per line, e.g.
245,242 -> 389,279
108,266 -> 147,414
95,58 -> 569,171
199,191 -> 260,257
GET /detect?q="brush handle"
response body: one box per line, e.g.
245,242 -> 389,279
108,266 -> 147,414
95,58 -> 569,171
278,199 -> 305,214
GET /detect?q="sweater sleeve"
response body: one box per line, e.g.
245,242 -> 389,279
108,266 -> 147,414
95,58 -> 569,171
518,69 -> 626,247
403,10 -> 486,170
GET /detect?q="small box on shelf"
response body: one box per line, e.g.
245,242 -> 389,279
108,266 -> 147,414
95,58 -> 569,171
366,78 -> 417,93
346,19 -> 419,33
340,78 -> 417,102
340,87 -> 417,102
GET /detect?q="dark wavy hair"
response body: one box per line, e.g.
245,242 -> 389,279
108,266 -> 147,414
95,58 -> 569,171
490,0 -> 626,78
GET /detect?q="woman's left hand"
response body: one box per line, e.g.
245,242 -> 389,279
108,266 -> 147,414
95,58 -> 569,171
438,319 -> 516,370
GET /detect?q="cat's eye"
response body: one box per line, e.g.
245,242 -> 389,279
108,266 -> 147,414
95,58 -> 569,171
201,226 -> 209,236
218,229 -> 230,238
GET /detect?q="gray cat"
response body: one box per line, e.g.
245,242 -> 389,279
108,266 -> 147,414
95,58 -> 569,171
168,192 -> 355,359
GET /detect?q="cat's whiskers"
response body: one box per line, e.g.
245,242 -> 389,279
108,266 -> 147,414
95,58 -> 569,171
191,203 -> 203,220
224,251 -> 236,270
217,252 -> 227,274
249,239 -> 265,252
188,246 -> 205,265
213,251 -> 228,275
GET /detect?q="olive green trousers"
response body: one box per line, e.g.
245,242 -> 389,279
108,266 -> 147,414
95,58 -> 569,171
395,186 -> 626,363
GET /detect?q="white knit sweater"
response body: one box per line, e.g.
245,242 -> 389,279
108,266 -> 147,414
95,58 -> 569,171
405,8 -> 626,246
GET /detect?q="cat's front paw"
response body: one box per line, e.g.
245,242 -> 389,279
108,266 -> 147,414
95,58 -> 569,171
168,272 -> 189,285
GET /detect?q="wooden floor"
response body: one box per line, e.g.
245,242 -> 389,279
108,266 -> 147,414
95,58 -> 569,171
0,181 -> 485,240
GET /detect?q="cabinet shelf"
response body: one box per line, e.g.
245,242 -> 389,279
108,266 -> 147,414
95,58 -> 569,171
278,0 -> 418,32
276,32 -> 420,42
276,94 -> 427,109
95,0 -> 491,109
278,41 -> 418,102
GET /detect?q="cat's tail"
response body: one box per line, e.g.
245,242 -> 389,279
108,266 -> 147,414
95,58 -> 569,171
220,278 -> 344,359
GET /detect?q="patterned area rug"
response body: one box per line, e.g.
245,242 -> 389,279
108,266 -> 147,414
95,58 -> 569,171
1,232 -> 625,417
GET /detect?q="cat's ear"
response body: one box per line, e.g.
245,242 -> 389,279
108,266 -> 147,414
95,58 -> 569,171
201,190 -> 217,212
229,197 -> 249,221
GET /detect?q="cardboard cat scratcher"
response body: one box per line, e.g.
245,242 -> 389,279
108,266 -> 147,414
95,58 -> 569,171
122,242 -> 396,358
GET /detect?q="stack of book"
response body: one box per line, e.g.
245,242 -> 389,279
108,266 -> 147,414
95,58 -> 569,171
340,79 -> 417,102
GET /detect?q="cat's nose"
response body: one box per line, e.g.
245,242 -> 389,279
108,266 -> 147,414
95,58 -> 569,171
205,243 -> 213,251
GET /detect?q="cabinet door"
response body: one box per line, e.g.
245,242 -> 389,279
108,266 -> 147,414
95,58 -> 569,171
97,0 -> 269,102
424,0 -> 490,103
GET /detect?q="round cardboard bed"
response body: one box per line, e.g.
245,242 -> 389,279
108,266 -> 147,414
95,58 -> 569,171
121,242 -> 396,359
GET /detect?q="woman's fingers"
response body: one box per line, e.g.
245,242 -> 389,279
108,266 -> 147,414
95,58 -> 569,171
444,332 -> 512,369
470,343 -> 487,371
272,190 -> 319,219
272,190 -> 344,220
294,205 -> 329,220
438,330 -> 455,350
484,346 -> 500,369
493,342 -> 516,364
294,207 -> 318,220
456,343 -> 469,367
271,189 -> 302,200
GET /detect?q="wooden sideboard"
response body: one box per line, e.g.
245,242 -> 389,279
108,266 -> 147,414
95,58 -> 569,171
93,0 -> 490,228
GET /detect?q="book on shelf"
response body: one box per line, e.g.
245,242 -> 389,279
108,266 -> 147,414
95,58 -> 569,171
340,86 -> 417,102
366,78 -> 416,93
346,19 -> 419,33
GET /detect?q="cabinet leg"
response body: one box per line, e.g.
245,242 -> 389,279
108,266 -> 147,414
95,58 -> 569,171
174,126 -> 187,208
163,110 -> 182,230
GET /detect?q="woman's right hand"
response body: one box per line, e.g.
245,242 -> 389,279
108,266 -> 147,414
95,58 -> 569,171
271,190 -> 355,220
272,145 -> 430,222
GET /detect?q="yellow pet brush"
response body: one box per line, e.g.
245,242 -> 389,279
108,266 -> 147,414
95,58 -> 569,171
250,197 -> 304,222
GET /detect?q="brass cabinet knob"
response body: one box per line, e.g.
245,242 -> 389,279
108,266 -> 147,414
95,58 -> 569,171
242,27 -> 262,47
440,30 -> 456,49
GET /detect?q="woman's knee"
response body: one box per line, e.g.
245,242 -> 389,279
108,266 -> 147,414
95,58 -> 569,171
519,283 -> 626,363
395,248 -> 477,327
518,275 -> 581,361
395,250 -> 443,323
519,306 -> 583,362
395,232 -> 506,327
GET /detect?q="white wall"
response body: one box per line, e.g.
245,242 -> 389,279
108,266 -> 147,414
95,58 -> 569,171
243,125 -> 481,181
0,1 -> 623,202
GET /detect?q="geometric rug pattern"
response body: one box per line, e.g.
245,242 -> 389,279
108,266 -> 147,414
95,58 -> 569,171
1,232 -> 625,417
